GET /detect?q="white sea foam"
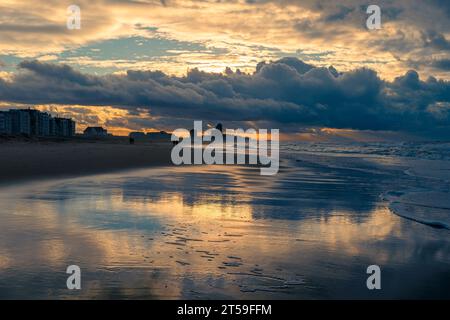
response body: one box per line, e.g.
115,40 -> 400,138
386,191 -> 450,230
285,141 -> 450,230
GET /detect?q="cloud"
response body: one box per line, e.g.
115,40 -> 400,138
431,59 -> 450,71
1,0 -> 450,80
0,57 -> 449,136
323,6 -> 354,22
421,30 -> 450,51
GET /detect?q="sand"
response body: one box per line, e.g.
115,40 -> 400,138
0,140 -> 173,185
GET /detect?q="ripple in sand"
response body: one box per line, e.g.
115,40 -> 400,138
165,241 -> 186,246
227,272 -> 285,281
250,268 -> 263,274
222,261 -> 243,267
239,285 -> 291,293
196,250 -> 219,256
230,271 -> 305,293
200,255 -> 215,259
176,236 -> 203,242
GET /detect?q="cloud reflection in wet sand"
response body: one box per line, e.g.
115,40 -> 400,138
0,162 -> 449,299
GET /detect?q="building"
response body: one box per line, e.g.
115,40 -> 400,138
30,110 -> 52,136
25,109 -> 51,136
129,132 -> 146,139
55,117 -> 69,137
129,131 -> 171,141
0,108 -> 76,137
49,117 -> 57,136
10,109 -> 31,135
84,126 -> 107,137
53,117 -> 75,137
0,111 -> 12,134
68,119 -> 76,136
38,112 -> 51,136
27,109 -> 40,136
146,131 -> 171,141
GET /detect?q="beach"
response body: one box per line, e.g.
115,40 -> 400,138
0,139 -> 173,185
0,141 -> 449,299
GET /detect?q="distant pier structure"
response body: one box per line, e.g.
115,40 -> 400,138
0,108 -> 76,137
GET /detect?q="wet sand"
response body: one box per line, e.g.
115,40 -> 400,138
0,141 -> 449,299
0,152 -> 449,299
0,140 -> 173,185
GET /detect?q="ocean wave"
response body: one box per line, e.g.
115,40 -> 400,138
383,191 -> 450,230
283,141 -> 450,161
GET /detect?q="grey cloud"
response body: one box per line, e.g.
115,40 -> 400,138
405,57 -> 450,73
323,6 -> 354,22
431,59 -> 450,71
0,24 -> 65,34
421,30 -> 450,51
275,0 -> 450,60
430,0 -> 450,17
0,58 -> 449,136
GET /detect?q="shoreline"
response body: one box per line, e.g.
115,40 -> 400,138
0,140 -> 173,186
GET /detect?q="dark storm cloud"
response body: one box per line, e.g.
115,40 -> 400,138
0,58 -> 449,134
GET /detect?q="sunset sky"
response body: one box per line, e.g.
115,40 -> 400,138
1,0 -> 450,138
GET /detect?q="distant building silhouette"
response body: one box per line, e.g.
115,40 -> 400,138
0,111 -> 12,135
129,132 -> 146,139
10,109 -> 31,135
147,131 -> 171,141
0,108 -> 76,137
129,131 -> 171,141
83,126 -> 108,137
55,117 -> 76,137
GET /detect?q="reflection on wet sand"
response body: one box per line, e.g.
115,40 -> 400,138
0,160 -> 449,299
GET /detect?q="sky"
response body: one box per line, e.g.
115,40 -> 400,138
0,0 -> 449,138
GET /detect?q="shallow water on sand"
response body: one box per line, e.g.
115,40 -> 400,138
0,143 -> 449,299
